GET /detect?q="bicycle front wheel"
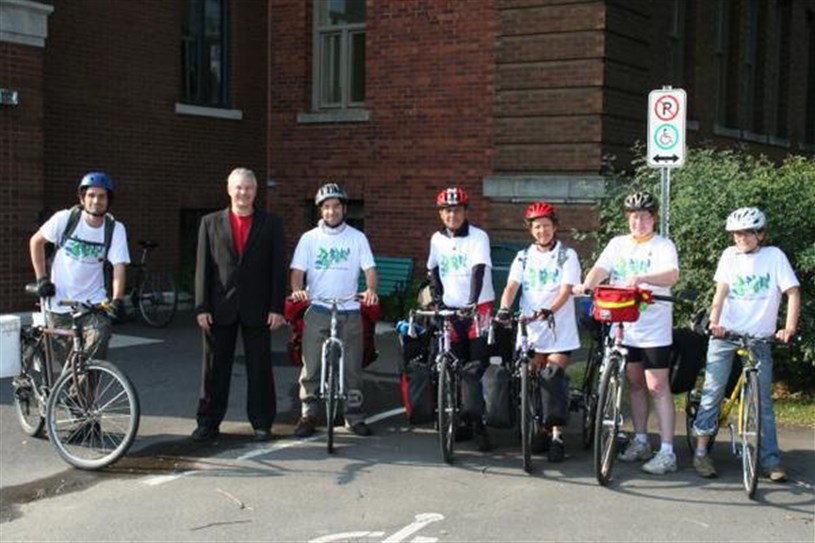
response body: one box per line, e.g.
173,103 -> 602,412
437,358 -> 456,464
740,370 -> 761,499
325,344 -> 341,454
580,344 -> 602,449
594,355 -> 623,486
14,329 -> 46,437
46,360 -> 140,470
137,270 -> 178,328
520,362 -> 536,473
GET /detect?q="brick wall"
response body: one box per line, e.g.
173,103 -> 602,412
269,0 -> 498,274
0,41 -> 46,311
36,0 -> 268,304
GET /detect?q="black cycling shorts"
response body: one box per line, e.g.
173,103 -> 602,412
624,345 -> 671,370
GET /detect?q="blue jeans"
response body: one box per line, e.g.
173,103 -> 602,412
692,338 -> 781,469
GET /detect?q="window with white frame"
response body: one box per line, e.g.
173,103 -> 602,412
312,0 -> 366,110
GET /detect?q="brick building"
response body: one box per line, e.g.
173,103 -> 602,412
2,0 -> 814,313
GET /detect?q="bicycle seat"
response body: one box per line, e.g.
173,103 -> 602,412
138,240 -> 158,249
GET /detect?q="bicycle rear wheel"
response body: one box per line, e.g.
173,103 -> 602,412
520,361 -> 536,473
137,270 -> 178,328
13,328 -> 46,437
740,370 -> 761,499
594,355 -> 623,486
325,344 -> 341,454
580,343 -> 601,449
437,358 -> 456,464
46,360 -> 140,470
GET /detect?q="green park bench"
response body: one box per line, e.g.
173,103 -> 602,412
359,256 -> 414,316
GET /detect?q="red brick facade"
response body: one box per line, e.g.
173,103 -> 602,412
269,0 -> 498,268
1,40 -> 47,311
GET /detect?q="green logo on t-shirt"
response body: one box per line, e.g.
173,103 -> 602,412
524,267 -> 561,290
316,247 -> 351,269
65,239 -> 105,262
440,254 -> 468,276
731,273 -> 770,297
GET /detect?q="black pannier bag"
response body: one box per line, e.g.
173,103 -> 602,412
397,323 -> 435,424
669,328 -> 708,394
539,364 -> 570,426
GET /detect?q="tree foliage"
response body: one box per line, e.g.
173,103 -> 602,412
582,145 -> 815,390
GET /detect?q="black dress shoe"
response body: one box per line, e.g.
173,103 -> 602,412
191,425 -> 219,442
253,429 -> 273,442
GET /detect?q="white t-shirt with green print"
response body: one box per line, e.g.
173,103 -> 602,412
508,241 -> 582,353
715,245 -> 799,337
291,221 -> 375,312
427,224 -> 495,308
595,234 -> 679,348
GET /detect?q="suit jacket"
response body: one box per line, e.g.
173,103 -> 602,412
194,208 -> 286,327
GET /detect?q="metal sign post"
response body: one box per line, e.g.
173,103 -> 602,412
647,86 -> 686,237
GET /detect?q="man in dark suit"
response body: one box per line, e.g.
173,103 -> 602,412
192,167 -> 287,442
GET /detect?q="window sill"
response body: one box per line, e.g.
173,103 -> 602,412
712,124 -> 791,149
175,103 -> 243,120
297,109 -> 370,124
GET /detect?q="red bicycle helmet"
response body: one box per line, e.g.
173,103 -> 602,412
436,187 -> 469,208
525,201 -> 557,222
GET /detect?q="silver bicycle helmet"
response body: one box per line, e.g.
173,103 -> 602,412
315,183 -> 348,206
623,191 -> 658,212
725,207 -> 766,231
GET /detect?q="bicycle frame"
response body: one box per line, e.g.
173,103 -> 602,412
318,301 -> 347,401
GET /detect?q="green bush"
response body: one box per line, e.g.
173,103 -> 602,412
582,146 -> 815,392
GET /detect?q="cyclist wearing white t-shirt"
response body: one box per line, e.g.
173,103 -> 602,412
692,207 -> 800,482
29,172 -> 130,360
497,201 -> 581,462
428,186 -> 495,452
290,183 -> 379,438
574,191 -> 680,475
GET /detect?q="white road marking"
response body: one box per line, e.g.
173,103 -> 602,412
109,334 -> 163,349
140,407 -> 407,485
382,513 -> 444,543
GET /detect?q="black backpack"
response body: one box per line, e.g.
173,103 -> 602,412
56,204 -> 117,296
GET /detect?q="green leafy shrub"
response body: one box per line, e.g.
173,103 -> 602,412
583,146 -> 815,392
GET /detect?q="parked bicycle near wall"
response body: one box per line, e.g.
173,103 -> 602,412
127,240 -> 178,328
12,285 -> 140,470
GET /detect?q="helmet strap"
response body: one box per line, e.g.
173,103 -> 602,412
535,238 -> 557,251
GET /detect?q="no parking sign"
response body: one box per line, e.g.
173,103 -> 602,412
647,88 -> 686,168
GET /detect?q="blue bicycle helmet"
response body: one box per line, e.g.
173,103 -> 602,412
78,171 -> 115,195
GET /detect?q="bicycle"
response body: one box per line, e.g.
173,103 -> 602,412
408,307 -> 477,464
12,285 -> 141,469
684,332 -> 784,499
491,309 -> 555,473
310,294 -> 362,454
128,240 -> 178,328
588,286 -> 678,486
573,303 -> 606,451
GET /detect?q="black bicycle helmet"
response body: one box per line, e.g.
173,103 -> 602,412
624,191 -> 658,212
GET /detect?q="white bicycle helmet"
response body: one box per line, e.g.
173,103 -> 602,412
315,183 -> 348,206
725,207 -> 766,231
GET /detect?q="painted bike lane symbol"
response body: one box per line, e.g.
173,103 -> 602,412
309,512 -> 445,543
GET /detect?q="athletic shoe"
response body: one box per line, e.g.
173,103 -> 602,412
764,466 -> 787,483
618,439 -> 652,462
293,415 -> 318,438
693,454 -> 717,478
642,450 -> 678,475
348,421 -> 373,436
191,425 -> 219,443
473,422 -> 492,452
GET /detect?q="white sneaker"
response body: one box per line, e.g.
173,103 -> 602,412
642,450 -> 678,475
618,439 -> 652,462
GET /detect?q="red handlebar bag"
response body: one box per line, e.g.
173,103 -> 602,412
592,286 -> 652,323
